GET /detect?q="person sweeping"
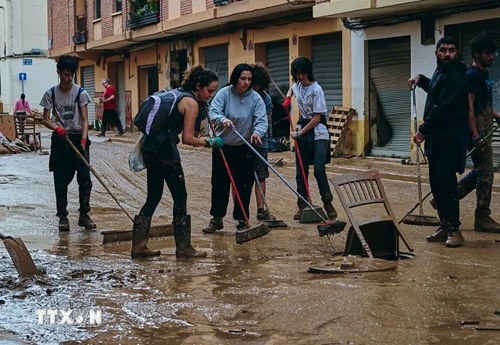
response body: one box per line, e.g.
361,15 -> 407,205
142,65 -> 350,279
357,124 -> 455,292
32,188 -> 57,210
133,65 -> 220,258
283,57 -> 337,221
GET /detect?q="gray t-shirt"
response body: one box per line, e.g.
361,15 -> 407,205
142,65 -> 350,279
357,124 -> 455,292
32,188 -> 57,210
39,84 -> 91,134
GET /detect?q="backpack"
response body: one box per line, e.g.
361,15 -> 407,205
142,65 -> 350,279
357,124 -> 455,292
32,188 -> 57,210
51,86 -> 84,109
133,88 -> 193,137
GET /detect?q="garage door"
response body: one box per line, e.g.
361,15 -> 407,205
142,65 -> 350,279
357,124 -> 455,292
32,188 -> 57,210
368,36 -> 411,158
81,66 -> 96,124
204,45 -> 228,90
116,61 -> 126,130
267,40 -> 289,101
312,33 -> 343,111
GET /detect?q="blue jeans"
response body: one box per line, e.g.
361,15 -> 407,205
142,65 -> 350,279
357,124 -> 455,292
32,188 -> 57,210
295,139 -> 333,208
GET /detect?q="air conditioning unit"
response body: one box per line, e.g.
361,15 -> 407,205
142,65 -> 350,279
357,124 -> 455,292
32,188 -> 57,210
214,0 -> 232,6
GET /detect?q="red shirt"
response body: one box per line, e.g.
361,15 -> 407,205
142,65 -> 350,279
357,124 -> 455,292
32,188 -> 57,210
103,85 -> 117,110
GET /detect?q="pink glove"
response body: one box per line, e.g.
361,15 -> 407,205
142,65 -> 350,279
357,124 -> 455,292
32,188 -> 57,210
54,127 -> 66,136
282,97 -> 292,111
81,138 -> 87,149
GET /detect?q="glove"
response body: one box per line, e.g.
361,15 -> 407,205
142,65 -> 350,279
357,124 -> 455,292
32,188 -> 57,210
81,138 -> 87,149
473,135 -> 484,146
282,97 -> 292,111
54,127 -> 66,136
205,137 -> 224,148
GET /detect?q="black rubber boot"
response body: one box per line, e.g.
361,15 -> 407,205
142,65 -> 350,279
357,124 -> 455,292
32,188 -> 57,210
174,215 -> 207,259
59,217 -> 70,232
78,214 -> 96,230
131,215 -> 160,258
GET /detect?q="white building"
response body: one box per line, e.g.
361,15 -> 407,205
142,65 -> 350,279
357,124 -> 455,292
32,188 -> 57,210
0,0 -> 57,114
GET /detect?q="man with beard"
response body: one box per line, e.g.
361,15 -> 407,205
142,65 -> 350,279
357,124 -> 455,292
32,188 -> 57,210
408,36 -> 470,247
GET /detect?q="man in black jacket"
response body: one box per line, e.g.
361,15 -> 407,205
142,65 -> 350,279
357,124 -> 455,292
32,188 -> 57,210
408,36 -> 470,247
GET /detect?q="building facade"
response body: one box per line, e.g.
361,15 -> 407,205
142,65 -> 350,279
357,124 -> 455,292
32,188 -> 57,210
47,0 -> 500,158
0,0 -> 57,114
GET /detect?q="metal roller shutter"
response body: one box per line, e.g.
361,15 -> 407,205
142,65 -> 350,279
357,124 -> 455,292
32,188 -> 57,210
456,20 -> 500,167
312,33 -> 343,111
204,45 -> 228,90
267,40 -> 289,101
116,62 -> 126,130
369,36 -> 411,158
82,66 -> 96,124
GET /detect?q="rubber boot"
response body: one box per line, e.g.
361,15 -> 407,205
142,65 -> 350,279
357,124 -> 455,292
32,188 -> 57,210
474,214 -> 500,233
131,215 -> 161,258
174,215 -> 207,259
202,217 -> 223,233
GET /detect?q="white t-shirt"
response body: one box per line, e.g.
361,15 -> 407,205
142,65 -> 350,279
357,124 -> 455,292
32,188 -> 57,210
292,81 -> 329,140
39,84 -> 91,134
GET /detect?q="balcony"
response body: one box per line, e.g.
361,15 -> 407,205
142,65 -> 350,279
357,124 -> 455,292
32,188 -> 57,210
127,0 -> 160,30
72,30 -> 87,44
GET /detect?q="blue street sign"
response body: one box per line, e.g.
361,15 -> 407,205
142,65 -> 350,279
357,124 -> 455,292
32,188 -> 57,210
19,73 -> 27,81
23,59 -> 32,65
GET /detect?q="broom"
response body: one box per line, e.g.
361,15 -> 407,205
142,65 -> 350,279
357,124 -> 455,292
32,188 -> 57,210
399,122 -> 500,224
402,88 -> 440,226
253,171 -> 288,228
229,125 -> 346,236
285,111 -> 326,223
204,112 -> 270,245
64,136 -> 174,243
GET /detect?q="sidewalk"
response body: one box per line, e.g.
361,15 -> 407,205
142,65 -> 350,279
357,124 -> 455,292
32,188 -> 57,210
95,129 -> 500,193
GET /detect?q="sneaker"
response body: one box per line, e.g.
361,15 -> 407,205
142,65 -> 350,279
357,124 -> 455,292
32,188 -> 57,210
97,133 -> 105,137
445,229 -> 465,248
429,198 -> 437,210
78,214 -> 97,230
59,217 -> 70,232
426,227 -> 447,242
323,203 -> 338,220
236,220 -> 249,231
202,217 -> 223,233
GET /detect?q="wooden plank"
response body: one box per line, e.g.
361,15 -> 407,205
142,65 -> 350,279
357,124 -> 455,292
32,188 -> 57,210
327,106 -> 356,157
0,115 -> 16,141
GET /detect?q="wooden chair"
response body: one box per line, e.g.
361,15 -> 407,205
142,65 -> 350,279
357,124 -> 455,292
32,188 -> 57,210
329,170 -> 413,259
14,115 -> 42,153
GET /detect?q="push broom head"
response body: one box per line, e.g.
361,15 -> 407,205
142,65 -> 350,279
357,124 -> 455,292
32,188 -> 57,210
402,214 -> 441,227
236,222 -> 270,244
317,221 -> 347,237
300,206 -> 327,224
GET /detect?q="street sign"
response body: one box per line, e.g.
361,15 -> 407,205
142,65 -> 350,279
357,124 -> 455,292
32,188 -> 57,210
19,73 -> 27,81
23,59 -> 33,65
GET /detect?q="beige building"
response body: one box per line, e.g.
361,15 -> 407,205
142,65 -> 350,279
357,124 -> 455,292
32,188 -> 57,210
47,0 -> 500,158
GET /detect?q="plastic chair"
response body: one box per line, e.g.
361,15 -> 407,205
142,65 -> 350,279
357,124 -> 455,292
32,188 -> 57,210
329,170 -> 413,259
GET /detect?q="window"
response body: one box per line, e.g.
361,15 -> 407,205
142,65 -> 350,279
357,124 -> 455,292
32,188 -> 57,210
95,0 -> 101,19
115,0 -> 122,12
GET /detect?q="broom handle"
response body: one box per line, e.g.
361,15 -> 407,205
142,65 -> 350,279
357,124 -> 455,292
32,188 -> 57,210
204,112 -> 250,226
287,111 -> 314,204
412,89 -> 424,216
399,123 -> 500,223
65,135 -> 134,223
229,125 -> 327,223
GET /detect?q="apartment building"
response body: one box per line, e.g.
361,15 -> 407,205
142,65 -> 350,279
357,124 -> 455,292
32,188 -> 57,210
0,0 -> 57,114
47,0 -> 500,157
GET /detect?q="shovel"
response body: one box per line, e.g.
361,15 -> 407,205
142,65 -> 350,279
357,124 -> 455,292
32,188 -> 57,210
0,233 -> 40,278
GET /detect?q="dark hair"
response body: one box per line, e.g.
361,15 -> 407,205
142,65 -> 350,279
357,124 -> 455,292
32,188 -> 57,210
436,36 -> 458,50
181,65 -> 218,91
290,57 -> 315,82
56,55 -> 77,73
229,63 -> 253,87
21,93 -> 25,105
470,35 -> 498,58
251,64 -> 271,92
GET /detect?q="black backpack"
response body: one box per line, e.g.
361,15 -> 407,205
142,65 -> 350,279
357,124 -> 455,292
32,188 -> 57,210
133,88 -> 193,137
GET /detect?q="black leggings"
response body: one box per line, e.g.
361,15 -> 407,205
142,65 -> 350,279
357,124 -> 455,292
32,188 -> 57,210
139,151 -> 187,221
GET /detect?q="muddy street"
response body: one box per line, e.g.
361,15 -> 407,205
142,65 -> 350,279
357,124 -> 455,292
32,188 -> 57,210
1,132 -> 500,344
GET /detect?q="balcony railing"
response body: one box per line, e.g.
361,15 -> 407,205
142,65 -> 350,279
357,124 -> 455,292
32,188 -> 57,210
127,0 -> 160,30
72,30 -> 87,44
